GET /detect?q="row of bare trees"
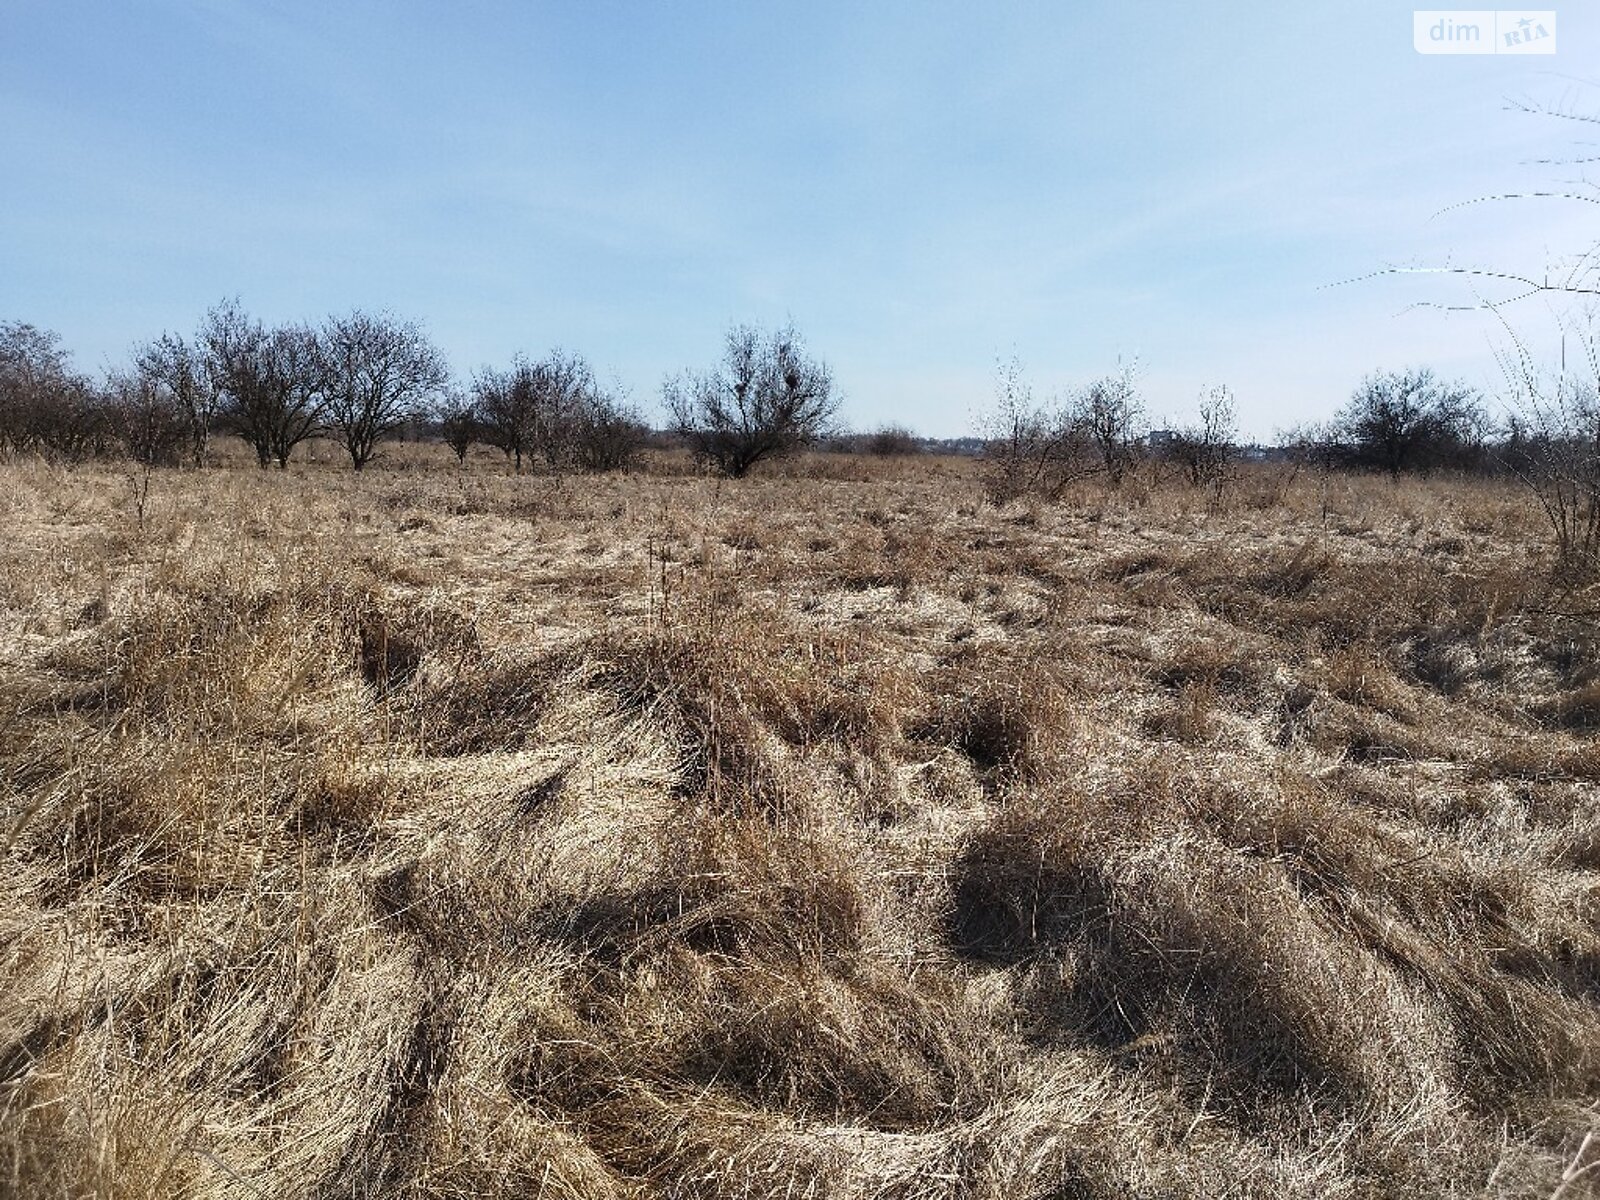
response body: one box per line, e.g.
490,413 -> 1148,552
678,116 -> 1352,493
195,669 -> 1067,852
435,325 -> 844,478
2,309 -> 847,478
980,350 -> 1600,574
982,359 -> 1505,507
0,303 -> 662,473
979,359 -> 1174,503
1,305 -> 449,470
438,351 -> 647,473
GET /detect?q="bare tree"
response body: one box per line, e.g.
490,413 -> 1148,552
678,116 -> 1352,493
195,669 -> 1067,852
259,326 -> 329,468
105,370 -> 188,466
1075,365 -> 1144,486
568,381 -> 647,472
200,301 -> 270,467
136,331 -> 217,467
1499,322 -> 1600,572
320,310 -> 449,470
979,356 -> 1096,504
1334,368 -> 1485,477
0,322 -> 113,460
436,392 -> 478,464
1165,384 -> 1238,491
202,302 -> 327,469
526,350 -> 595,470
34,380 -> 111,461
473,355 -> 554,472
665,323 -> 838,477
1,321 -> 72,452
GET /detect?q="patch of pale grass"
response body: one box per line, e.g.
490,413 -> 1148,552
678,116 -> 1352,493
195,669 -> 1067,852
1,454 -> 1596,1197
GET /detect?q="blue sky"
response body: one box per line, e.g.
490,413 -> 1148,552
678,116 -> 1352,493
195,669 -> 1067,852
2,1 -> 1596,437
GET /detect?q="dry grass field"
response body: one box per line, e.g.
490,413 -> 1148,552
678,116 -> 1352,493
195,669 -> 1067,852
2,448 -> 1599,1198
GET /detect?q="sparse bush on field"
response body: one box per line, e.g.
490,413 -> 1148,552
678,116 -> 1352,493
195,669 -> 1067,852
1277,420 -> 1344,472
135,329 -> 218,467
1329,367 -> 1489,477
665,322 -> 838,477
470,351 -> 643,473
564,384 -> 648,472
979,357 -> 1146,502
470,353 -> 562,472
1514,389 -> 1600,573
980,357 -> 1087,504
865,424 -> 922,456
104,370 -> 189,467
1502,330 -> 1600,574
1164,384 -> 1237,494
1077,363 -> 1145,486
435,391 -> 478,463
0,320 -> 112,460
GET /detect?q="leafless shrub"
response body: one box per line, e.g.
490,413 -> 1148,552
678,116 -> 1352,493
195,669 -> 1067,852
319,309 -> 450,471
435,391 -> 478,464
471,352 -> 642,473
1164,384 -> 1237,494
0,320 -> 113,460
135,330 -> 217,467
1502,328 -> 1600,574
865,424 -> 922,456
565,382 -> 647,473
1077,363 -> 1145,486
104,370 -> 188,467
665,323 -> 838,477
979,358 -> 1147,501
201,299 -> 328,468
978,356 -> 1096,504
1334,368 -> 1489,477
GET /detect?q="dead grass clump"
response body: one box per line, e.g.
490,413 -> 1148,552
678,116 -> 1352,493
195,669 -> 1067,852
506,815 -> 1009,1141
585,631 -> 789,812
1245,539 -> 1331,600
945,788 -> 1119,964
1146,638 -> 1268,743
1141,681 -> 1220,745
596,617 -> 917,811
289,764 -> 392,849
676,958 -> 997,1129
1535,680 -> 1600,732
1404,629 -> 1483,696
951,785 -> 1460,1126
412,652 -> 568,755
1209,778 -> 1600,1106
1554,821 -> 1600,870
913,659 -> 1076,781
1153,638 -> 1262,698
344,589 -> 480,695
1326,643 -> 1420,724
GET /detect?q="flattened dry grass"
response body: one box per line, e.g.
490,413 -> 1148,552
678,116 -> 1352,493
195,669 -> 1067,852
1,452 -> 1598,1198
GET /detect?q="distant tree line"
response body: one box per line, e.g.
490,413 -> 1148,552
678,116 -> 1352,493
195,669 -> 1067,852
0,307 -> 854,479
11,298 -> 1596,572
0,302 -> 652,474
980,355 -> 1600,573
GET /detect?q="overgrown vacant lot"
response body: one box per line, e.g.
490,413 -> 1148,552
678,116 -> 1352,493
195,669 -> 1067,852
2,453 -> 1598,1198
